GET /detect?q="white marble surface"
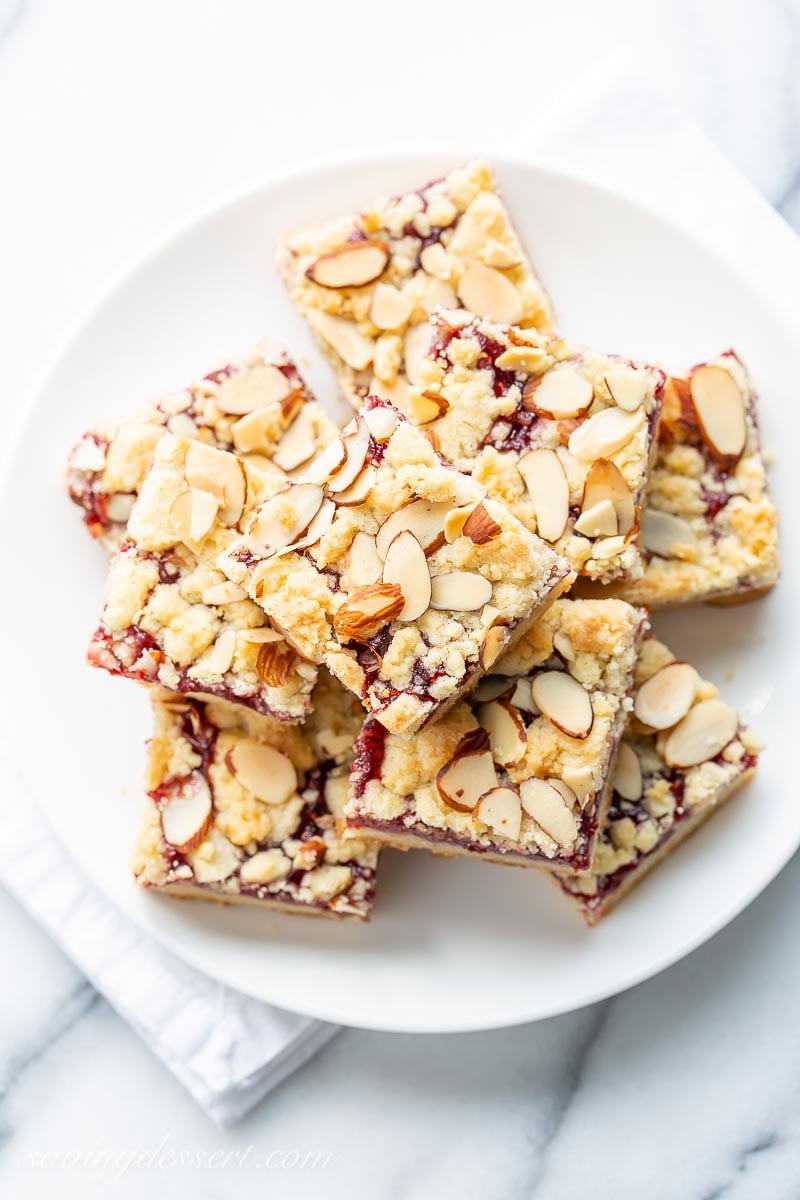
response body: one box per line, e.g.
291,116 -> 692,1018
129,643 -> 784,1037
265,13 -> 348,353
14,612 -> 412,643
2,1 -> 800,1196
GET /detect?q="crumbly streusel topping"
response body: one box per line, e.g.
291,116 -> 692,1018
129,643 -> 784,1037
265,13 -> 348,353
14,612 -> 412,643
276,161 -> 553,406
219,398 -> 573,735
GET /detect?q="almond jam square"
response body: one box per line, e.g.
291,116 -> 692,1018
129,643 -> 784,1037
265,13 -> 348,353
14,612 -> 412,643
558,638 -> 761,923
88,434 -> 318,722
66,338 -> 338,549
346,599 -> 646,872
218,397 -> 574,737
408,309 -> 666,585
276,160 -> 553,407
133,674 -> 378,920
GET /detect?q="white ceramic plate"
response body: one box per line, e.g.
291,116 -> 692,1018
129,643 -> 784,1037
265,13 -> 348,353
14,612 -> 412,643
1,155 -> 795,1033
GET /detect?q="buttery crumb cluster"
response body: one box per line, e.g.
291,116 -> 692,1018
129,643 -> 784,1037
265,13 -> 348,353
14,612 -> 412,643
67,158 -> 776,928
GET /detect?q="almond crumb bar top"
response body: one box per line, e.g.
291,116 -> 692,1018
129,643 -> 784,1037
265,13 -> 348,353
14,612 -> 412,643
218,397 -> 574,736
408,309 -> 665,585
607,350 -> 779,607
67,339 -> 338,549
346,599 -> 647,872
276,161 -> 553,407
559,638 -> 761,923
133,674 -> 378,920
88,434 -> 318,721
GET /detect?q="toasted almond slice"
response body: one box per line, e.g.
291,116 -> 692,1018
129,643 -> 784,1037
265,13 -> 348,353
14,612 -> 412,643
519,777 -> 577,849
370,282 -> 413,329
244,482 -> 324,556
530,671 -> 594,739
581,458 -> 636,535
218,457 -> 248,526
523,370 -> 593,419
376,498 -> 450,559
183,440 -> 227,502
410,390 -> 449,424
364,402 -> 400,440
160,773 -> 213,852
568,407 -> 643,461
663,699 -> 739,768
307,239 -> 389,288
304,436 -> 347,484
202,627 -> 237,676
462,502 -> 501,545
457,265 -> 523,324
613,742 -> 643,801
640,508 -> 698,559
347,531 -> 383,586
689,364 -> 747,468
216,365 -> 291,415
227,739 -> 298,804
472,675 -> 515,703
278,497 -> 336,555
480,624 -> 509,670
170,487 -> 219,545
238,627 -> 284,644
553,630 -> 575,661
436,729 -> 498,813
202,580 -> 247,605
518,448 -> 569,543
604,369 -> 650,412
404,323 -> 432,386
420,277 -> 458,314
634,661 -> 699,730
495,345 -> 551,373
334,464 -> 376,506
429,571 -> 492,611
327,417 -> 370,493
419,242 -> 452,279
574,499 -> 618,537
510,677 -> 539,713
474,786 -> 522,840
444,504 -> 476,543
272,407 -> 318,472
333,583 -> 404,643
548,778 -> 580,811
256,640 -> 299,687
230,409 -> 276,455
382,530 -> 431,621
477,700 -> 527,766
307,310 -> 374,370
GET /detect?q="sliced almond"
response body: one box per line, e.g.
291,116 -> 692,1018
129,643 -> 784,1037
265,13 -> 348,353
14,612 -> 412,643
420,277 -> 458,314
170,487 -> 218,545
201,628 -> 237,676
640,508 -> 698,560
404,323 -> 432,386
581,458 -> 636,535
256,640 -> 299,687
548,778 -> 580,811
444,504 -> 476,543
457,264 -> 523,324
523,370 -> 593,420
304,436 -> 347,484
307,239 -> 389,289
462,502 -> 501,545
347,531 -> 383,586
472,675 -> 515,703
333,583 -> 404,643
307,310 -> 374,370
226,739 -> 298,804
370,283 -> 413,329
663,699 -> 739,768
363,403 -> 399,441
436,729 -> 498,813
477,700 -> 527,766
474,786 -> 522,840
326,417 -> 370,493
184,442 -> 246,525
272,408 -> 318,472
160,773 -> 213,852
689,364 -> 747,469
634,661 -> 699,730
604,369 -> 650,412
429,571 -> 492,611
410,390 -> 449,424
495,345 -> 551,373
613,742 -> 643,801
334,464 -> 376,506
568,407 -> 643,461
238,627 -> 284,644
218,457 -> 248,526
519,777 -> 578,849
376,498 -> 450,559
530,671 -> 594,739
167,412 -> 198,439
201,581 -> 247,605
592,534 -> 626,561
480,624 -> 508,670
574,499 -> 618,537
518,448 -> 569,543
244,482 -> 324,557
510,677 -> 539,714
419,242 -> 452,279
216,364 -> 291,415
382,530 -> 432,621
278,497 -> 336,555
553,630 -> 575,661
231,409 -> 277,455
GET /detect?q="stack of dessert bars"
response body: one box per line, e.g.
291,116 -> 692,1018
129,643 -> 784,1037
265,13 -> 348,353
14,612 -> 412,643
69,162 -> 778,924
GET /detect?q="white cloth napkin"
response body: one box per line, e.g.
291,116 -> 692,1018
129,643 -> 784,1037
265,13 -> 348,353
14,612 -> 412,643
2,46 -> 798,1126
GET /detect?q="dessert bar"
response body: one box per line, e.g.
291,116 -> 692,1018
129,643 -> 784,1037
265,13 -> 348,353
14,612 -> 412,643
133,673 -> 378,920
559,638 -> 761,922
347,599 -> 646,872
67,339 -> 338,548
88,434 -> 318,721
409,309 -> 665,584
276,161 -> 552,406
219,397 -> 573,735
